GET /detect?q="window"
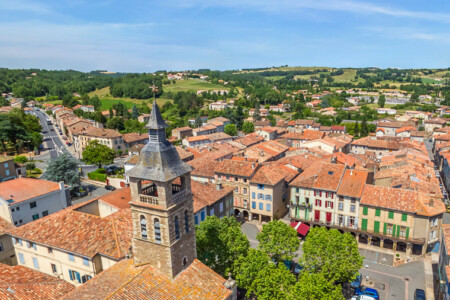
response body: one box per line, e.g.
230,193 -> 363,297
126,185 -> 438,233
374,221 -> 380,233
375,209 -> 381,217
48,247 -> 53,254
18,253 -> 24,264
235,177 -> 238,182
258,203 -> 263,210
184,211 -> 190,233
244,179 -> 247,183
399,226 -> 407,238
252,192 -> 255,199
4,163 -> 8,168
265,194 -> 271,201
338,202 -> 344,211
18,238 -> 22,246
235,187 -> 238,193
154,218 -> 161,244
388,211 -> 394,219
296,188 -> 299,193
386,224 -> 393,235
83,258 -> 89,266
32,257 -> 39,269
140,216 -> 147,239
42,210 -> 49,217
5,169 -> 9,176
182,257 -> 188,267
219,202 -> 224,213
11,208 -> 14,212
266,204 -> 271,212
0,242 -> 3,252
258,193 -> 263,199
430,230 -> 437,240
326,201 -> 333,209
68,253 -> 75,262
82,275 -> 92,283
243,188 -> 247,194
362,207 -> 368,215
69,270 -> 81,283
401,213 -> 407,222
361,219 -> 368,230
210,208 -> 214,216
200,210 -> 205,221
315,199 -> 321,207
257,184 -> 265,190
252,202 -> 256,209
29,202 -> 36,209
350,205 -> 356,212
194,215 -> 199,225
431,218 -> 438,227
16,207 -> 19,211
51,263 -> 57,274
175,216 -> 180,240
32,214 -> 39,221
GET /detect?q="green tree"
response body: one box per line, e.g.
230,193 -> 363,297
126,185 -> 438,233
194,115 -> 202,128
82,140 -> 116,168
94,111 -> 107,124
370,96 -> 375,103
196,216 -> 250,277
301,227 -> 363,284
354,121 -> 360,138
410,92 -> 419,104
131,104 -> 139,120
242,122 -> 255,134
31,132 -> 43,149
25,162 -> 35,171
360,117 -> 369,137
234,249 -> 296,300
378,94 -> 386,108
293,272 -> 344,300
14,156 -> 28,164
44,153 -> 81,187
106,117 -> 125,131
224,124 -> 237,136
256,220 -> 300,263
253,102 -> 262,122
109,107 -> 114,118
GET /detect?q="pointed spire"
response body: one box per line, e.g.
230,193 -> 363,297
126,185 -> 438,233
145,100 -> 168,130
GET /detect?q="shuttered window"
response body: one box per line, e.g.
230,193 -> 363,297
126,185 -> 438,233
401,213 -> 407,222
374,221 -> 380,233
375,209 -> 381,217
363,207 -> 368,215
388,211 -> 394,219
361,219 -> 368,230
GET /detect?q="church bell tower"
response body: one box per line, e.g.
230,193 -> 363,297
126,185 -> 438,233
126,100 -> 196,278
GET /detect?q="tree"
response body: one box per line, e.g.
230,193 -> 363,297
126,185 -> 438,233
14,156 -> 28,164
301,227 -> 363,284
293,272 -> 344,300
354,121 -> 360,138
109,107 -> 114,118
253,102 -> 262,122
410,92 -> 419,104
82,140 -> 116,168
360,117 -> 369,137
30,132 -> 43,149
378,94 -> 386,108
224,124 -> 237,136
131,104 -> 139,120
256,220 -> 300,263
370,96 -> 375,103
196,216 -> 249,277
106,117 -> 125,131
194,115 -> 202,128
44,153 -> 81,187
242,122 -> 255,134
94,111 -> 107,124
234,249 -> 296,299
25,162 -> 35,171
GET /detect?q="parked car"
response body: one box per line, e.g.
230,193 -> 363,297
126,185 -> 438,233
414,289 -> 426,300
50,128 -> 54,131
352,296 -> 376,300
355,287 -> 379,300
351,296 -> 376,300
350,273 -> 362,289
105,185 -> 116,191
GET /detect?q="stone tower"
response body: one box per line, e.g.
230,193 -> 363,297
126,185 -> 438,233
126,100 -> 196,278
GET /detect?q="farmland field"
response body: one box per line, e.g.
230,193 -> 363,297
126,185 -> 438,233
163,79 -> 229,93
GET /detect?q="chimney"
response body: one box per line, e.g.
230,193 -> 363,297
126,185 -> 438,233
429,198 -> 435,207
223,273 -> 237,300
252,163 -> 255,170
216,183 -> 222,190
350,169 -> 353,176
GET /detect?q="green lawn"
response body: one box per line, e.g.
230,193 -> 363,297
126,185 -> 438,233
88,87 -> 172,110
332,69 -> 359,82
163,79 -> 229,93
48,100 -> 63,105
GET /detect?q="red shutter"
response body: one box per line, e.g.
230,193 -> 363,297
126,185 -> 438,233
326,212 -> 332,222
315,199 -> 318,206
318,200 -> 321,207
332,193 -> 334,199
319,191 -> 322,197
314,190 -> 316,196
315,210 -> 320,220
331,202 -> 334,209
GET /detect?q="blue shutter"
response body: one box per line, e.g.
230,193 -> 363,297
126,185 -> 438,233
18,253 -> 24,264
32,257 -> 39,269
252,202 -> 256,209
75,271 -> 81,283
259,203 -> 263,210
252,192 -> 255,199
69,270 -> 73,280
266,204 -> 271,211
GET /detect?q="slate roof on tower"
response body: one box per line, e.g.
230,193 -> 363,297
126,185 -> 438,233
126,102 -> 192,182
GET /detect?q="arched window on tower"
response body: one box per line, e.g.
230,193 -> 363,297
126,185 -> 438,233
184,210 -> 189,234
140,216 -> 147,239
154,218 -> 161,244
175,216 -> 180,240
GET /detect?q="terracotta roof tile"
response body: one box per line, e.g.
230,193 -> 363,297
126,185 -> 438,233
337,169 -> 368,198
62,259 -> 231,300
215,159 -> 258,177
0,264 -> 74,299
234,133 -> 265,147
0,178 -> 61,205
192,181 -> 234,213
290,162 -> 346,191
123,132 -> 149,143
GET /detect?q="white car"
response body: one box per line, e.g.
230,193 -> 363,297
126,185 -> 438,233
351,296 -> 376,300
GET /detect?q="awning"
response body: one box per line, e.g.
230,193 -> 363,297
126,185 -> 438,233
290,222 -> 310,236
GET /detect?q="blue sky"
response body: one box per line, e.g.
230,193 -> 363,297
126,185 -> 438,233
0,0 -> 449,72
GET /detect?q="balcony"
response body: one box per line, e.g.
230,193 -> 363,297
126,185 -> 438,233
139,194 -> 159,205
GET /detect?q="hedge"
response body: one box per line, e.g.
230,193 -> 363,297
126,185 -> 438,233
88,169 -> 107,182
